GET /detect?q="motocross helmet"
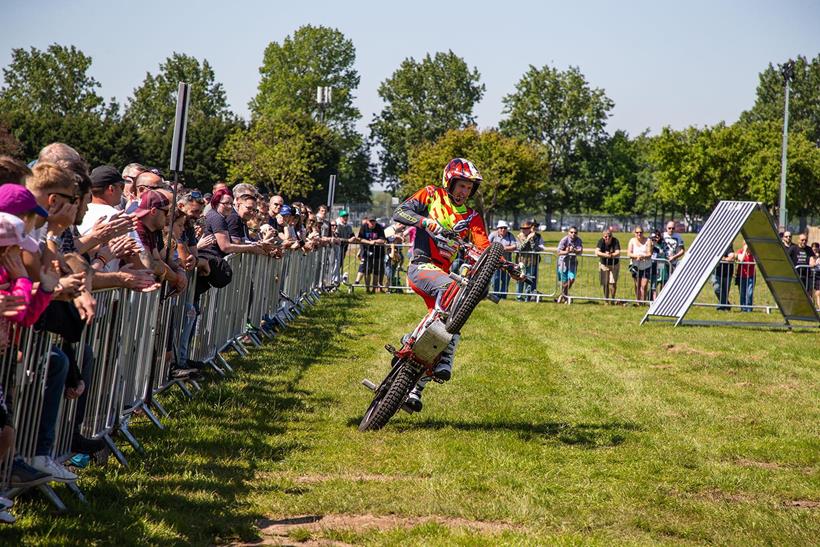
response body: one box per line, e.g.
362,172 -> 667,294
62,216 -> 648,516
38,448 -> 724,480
442,158 -> 482,198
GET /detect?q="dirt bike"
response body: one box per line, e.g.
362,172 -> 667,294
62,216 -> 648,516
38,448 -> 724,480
358,230 -> 532,431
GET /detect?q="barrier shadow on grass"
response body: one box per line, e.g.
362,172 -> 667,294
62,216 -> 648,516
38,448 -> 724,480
351,416 -> 642,449
3,292 -> 369,545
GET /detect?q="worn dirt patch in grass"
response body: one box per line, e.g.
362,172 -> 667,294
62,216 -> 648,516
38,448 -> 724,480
234,513 -> 525,545
663,343 -> 719,358
783,500 -> 820,509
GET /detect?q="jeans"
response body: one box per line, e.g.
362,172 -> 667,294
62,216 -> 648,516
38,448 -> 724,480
178,303 -> 198,363
738,276 -> 755,312
74,344 -> 93,433
36,346 -> 69,456
711,274 -> 731,310
492,269 -> 510,298
517,263 -> 538,300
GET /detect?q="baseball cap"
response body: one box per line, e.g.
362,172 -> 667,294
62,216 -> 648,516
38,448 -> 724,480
497,220 -> 509,228
521,219 -> 535,228
135,190 -> 170,218
0,212 -> 40,253
280,204 -> 293,216
90,165 -> 125,189
0,184 -> 49,218
338,209 -> 348,217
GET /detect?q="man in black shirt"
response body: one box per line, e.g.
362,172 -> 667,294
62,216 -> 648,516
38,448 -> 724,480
595,229 -> 621,304
791,233 -> 814,290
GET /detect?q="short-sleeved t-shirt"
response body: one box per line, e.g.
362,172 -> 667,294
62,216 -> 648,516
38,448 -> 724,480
225,209 -> 245,242
596,236 -> 620,266
358,222 -> 386,260
489,231 -> 517,260
135,220 -> 161,254
557,235 -> 583,271
662,232 -> 685,264
204,208 -> 230,257
789,244 -> 813,268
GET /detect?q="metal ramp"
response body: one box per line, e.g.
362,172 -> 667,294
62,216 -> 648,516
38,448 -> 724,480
642,201 -> 819,328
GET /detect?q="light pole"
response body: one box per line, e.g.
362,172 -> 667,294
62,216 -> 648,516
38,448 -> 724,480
316,86 -> 336,207
316,86 -> 332,124
778,60 -> 795,230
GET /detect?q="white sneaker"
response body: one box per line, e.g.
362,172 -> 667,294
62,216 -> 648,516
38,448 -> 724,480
30,455 -> 78,482
0,510 -> 15,524
0,496 -> 12,510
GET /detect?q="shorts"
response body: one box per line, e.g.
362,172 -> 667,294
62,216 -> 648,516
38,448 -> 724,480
557,268 -> 577,283
407,262 -> 455,310
599,262 -> 619,285
632,266 -> 651,280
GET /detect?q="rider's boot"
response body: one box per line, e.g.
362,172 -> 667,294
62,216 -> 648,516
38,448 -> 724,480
434,334 -> 460,382
405,377 -> 428,413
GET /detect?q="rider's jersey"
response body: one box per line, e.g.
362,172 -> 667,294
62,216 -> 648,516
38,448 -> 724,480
393,185 -> 490,270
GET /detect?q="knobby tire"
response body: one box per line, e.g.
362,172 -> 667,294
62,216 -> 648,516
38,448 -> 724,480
445,242 -> 504,334
358,363 -> 419,431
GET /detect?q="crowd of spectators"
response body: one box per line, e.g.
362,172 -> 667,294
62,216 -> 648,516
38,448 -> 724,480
0,144 -> 352,524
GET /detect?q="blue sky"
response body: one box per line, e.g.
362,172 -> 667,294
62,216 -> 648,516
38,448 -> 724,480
3,0 -> 819,138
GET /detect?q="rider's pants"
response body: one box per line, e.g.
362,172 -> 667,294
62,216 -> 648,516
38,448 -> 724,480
407,262 -> 455,311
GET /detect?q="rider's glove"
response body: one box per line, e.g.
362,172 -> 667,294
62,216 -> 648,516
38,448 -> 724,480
420,217 -> 444,235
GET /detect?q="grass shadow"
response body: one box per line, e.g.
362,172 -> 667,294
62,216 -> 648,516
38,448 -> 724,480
3,292 -> 369,545
350,416 -> 641,449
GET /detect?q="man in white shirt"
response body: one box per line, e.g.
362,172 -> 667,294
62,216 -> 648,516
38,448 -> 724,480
79,165 -> 144,271
662,220 -> 685,269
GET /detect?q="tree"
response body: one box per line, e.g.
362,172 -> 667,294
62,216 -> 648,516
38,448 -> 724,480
402,126 -> 549,220
371,51 -> 485,186
740,54 -> 820,145
0,44 -> 141,167
500,64 -> 614,212
219,110 -> 338,200
251,25 -> 361,132
0,44 -> 104,117
0,122 -> 23,158
126,53 -> 240,188
249,25 -> 373,202
736,121 -> 820,218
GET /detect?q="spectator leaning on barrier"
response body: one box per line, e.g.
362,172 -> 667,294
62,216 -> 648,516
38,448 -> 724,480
649,229 -> 669,301
0,155 -> 32,185
202,188 -> 267,258
556,226 -> 583,304
595,229 -> 620,304
335,210 -> 354,284
810,242 -> 820,310
490,220 -> 517,298
791,233 -> 813,291
663,220 -> 685,270
712,245 -> 735,311
735,242 -> 756,312
354,215 -> 387,293
20,160 -> 90,483
227,183 -> 256,243
515,219 -> 545,301
627,226 -> 652,303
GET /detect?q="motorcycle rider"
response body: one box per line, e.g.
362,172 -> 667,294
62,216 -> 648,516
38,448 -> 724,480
392,158 -> 490,412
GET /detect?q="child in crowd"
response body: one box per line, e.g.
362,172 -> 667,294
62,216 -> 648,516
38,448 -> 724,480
0,212 -> 60,523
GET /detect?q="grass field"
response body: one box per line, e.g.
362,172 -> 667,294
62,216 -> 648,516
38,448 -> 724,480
2,292 -> 818,545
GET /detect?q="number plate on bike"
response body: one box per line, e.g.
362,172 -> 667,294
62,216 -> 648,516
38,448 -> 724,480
412,319 -> 453,365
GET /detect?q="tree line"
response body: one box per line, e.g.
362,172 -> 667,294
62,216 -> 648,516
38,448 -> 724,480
0,26 -> 818,221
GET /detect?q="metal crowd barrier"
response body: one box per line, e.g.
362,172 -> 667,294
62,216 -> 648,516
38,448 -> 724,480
0,248 -> 330,512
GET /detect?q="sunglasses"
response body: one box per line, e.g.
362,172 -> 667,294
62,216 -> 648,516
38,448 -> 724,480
635,231 -> 644,234
188,191 -> 203,199
50,192 -> 80,204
